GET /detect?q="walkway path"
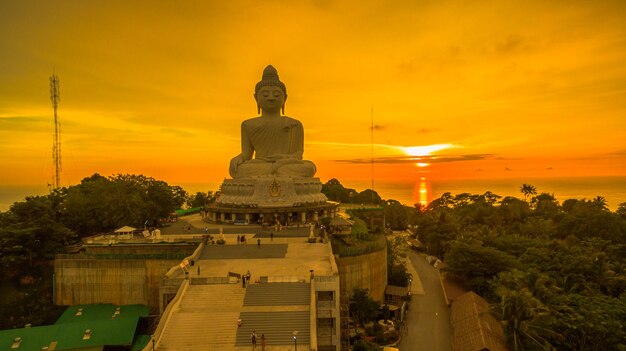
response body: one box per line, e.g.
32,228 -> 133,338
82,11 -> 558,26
398,251 -> 453,351
161,213 -> 311,237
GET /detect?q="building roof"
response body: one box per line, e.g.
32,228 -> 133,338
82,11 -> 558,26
450,291 -> 509,351
0,304 -> 149,351
114,226 -> 137,233
56,304 -> 149,324
385,285 -> 409,296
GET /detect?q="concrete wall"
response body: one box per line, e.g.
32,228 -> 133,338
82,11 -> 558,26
335,247 -> 387,302
54,257 -> 180,312
54,244 -> 196,312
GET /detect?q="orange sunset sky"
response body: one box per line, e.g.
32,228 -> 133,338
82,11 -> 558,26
1,1 -> 625,197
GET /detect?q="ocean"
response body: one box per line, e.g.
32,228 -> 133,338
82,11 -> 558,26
344,176 -> 626,211
2,176 -> 625,212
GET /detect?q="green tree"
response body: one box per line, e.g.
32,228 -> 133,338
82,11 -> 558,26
1,195 -> 75,270
387,237 -> 411,286
445,242 -> 517,295
494,285 -> 555,351
520,184 -> 537,203
321,178 -> 358,203
382,199 -> 412,230
532,193 -> 559,218
352,338 -> 381,351
550,293 -> 626,350
483,191 -> 502,204
349,288 -> 380,327
353,189 -> 382,205
617,202 -> 626,218
62,174 -> 185,235
187,191 -> 217,208
415,210 -> 458,258
427,192 -> 454,210
592,195 -> 608,211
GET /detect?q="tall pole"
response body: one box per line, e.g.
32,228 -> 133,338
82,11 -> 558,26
50,73 -> 61,189
371,105 -> 374,202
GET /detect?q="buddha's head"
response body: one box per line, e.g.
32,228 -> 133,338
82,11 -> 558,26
255,65 -> 287,114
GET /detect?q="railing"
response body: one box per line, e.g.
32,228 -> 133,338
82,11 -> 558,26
310,275 -> 318,351
142,278 -> 190,351
330,234 -> 386,257
190,276 -> 229,285
165,241 -> 206,279
316,300 -> 334,309
314,275 -> 338,283
162,277 -> 184,289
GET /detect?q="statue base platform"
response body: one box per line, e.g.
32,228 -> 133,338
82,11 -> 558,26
216,176 -> 327,208
208,176 -> 337,225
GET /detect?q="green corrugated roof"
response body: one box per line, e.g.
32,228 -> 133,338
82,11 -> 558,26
56,304 -> 149,324
0,325 -> 57,351
131,335 -> 152,351
56,317 -> 139,350
0,304 -> 149,351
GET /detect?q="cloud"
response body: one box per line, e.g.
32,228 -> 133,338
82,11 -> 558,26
494,35 -> 529,55
159,128 -> 196,138
0,116 -> 49,131
602,149 -> 626,157
335,153 -> 494,164
570,149 -> 626,160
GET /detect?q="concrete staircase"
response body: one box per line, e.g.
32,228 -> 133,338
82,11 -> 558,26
244,282 -> 310,306
235,311 -> 311,346
158,284 -> 245,351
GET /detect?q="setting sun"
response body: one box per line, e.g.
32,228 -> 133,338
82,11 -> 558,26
400,144 -> 454,157
0,1 -> 625,210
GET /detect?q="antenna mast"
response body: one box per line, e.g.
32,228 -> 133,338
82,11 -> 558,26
371,106 -> 374,202
50,73 -> 61,189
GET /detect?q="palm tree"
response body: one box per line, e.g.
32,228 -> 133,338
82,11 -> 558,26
483,191 -> 502,204
495,287 -> 558,350
520,184 -> 537,203
592,196 -> 608,211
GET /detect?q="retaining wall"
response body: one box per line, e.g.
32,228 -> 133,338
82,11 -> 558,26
54,244 -> 195,312
335,246 -> 387,302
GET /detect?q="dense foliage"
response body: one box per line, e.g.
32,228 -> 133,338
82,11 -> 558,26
349,288 -> 381,327
387,236 -> 411,287
322,178 -> 382,204
186,191 -> 217,208
0,173 -> 187,329
415,190 -> 626,350
62,174 -> 186,235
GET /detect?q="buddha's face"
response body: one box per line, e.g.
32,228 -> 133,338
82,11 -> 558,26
256,86 -> 286,113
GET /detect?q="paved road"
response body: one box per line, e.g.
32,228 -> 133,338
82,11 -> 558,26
397,251 -> 453,351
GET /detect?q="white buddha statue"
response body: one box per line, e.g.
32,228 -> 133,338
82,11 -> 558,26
229,65 -> 317,179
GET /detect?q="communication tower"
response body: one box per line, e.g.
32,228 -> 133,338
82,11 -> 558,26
371,106 -> 375,202
50,73 -> 62,189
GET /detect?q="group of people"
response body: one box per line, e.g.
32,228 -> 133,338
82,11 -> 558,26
236,234 -> 247,244
241,270 -> 252,288
250,330 -> 266,351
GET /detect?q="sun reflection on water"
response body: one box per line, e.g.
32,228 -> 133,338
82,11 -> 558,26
414,176 -> 431,208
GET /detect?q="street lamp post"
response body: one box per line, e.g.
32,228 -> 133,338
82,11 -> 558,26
293,330 -> 298,351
